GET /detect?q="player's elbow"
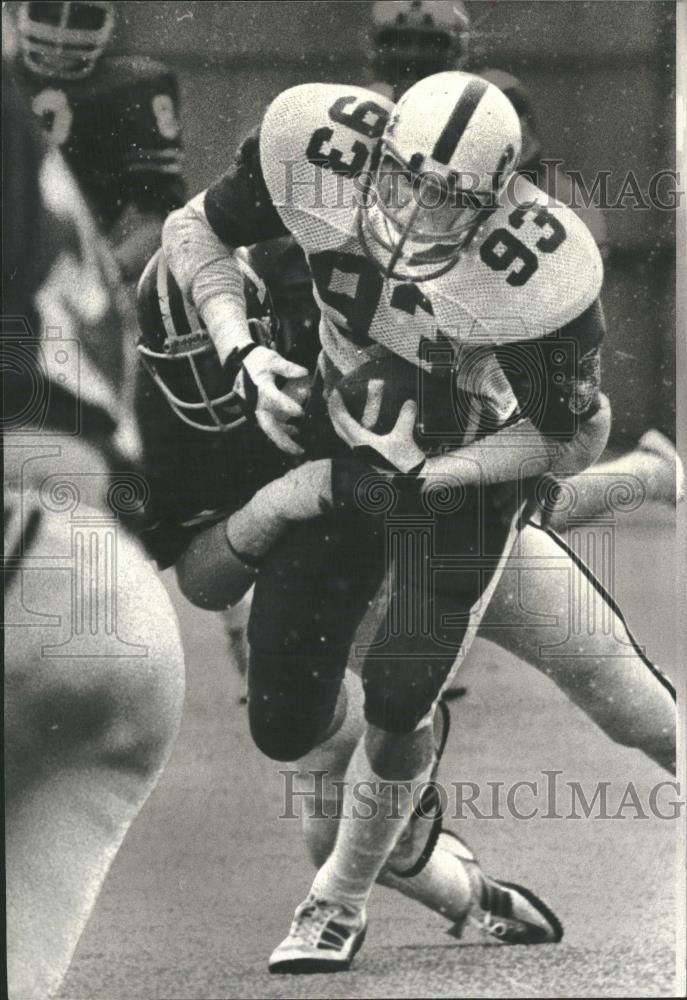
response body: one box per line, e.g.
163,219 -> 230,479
161,204 -> 190,262
161,192 -> 215,296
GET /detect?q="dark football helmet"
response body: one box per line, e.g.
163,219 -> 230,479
17,1 -> 115,80
478,69 -> 544,171
136,248 -> 278,433
370,0 -> 471,97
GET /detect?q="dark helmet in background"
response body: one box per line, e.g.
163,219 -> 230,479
17,1 -> 115,79
370,0 -> 471,98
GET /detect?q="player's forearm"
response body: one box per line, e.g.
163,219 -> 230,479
174,519 -> 256,610
422,395 -> 611,486
176,461 -> 335,609
162,193 -> 251,363
226,461 -> 333,561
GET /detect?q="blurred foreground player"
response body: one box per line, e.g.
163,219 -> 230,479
368,0 -> 682,516
162,69 -> 676,971
2,63 -> 184,999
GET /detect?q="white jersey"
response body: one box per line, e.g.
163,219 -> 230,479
260,82 -> 603,421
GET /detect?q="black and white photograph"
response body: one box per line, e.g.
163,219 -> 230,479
2,1 -> 685,997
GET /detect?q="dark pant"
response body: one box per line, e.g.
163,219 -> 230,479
247,479 -> 515,760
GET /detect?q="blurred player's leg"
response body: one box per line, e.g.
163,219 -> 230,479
4,500 -> 185,999
480,521 -> 676,773
545,431 -> 683,532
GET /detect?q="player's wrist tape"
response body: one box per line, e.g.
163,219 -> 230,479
230,341 -> 260,366
225,531 -> 263,571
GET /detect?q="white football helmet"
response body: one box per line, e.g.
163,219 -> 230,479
358,71 -> 521,282
17,1 -> 115,80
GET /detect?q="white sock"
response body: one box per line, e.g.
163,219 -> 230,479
309,737 -> 435,912
292,672 -> 365,867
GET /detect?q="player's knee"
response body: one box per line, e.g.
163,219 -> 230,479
593,705 -> 662,753
363,661 -> 451,738
248,702 -> 325,761
99,538 -> 185,774
364,723 -> 435,780
68,559 -> 182,777
247,648 -> 341,761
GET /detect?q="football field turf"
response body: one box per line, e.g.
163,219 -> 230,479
59,505 -> 682,999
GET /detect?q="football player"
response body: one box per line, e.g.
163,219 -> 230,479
134,245 -> 564,951
160,70 -> 676,972
368,0 -> 681,515
13,0 -> 186,286
2,58 -> 184,998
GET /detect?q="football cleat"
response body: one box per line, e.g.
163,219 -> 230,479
443,831 -> 563,945
268,896 -> 367,974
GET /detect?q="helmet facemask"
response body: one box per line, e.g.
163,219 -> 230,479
137,317 -> 274,434
136,250 -> 278,434
358,143 -> 497,282
370,1 -> 471,98
18,1 -> 115,80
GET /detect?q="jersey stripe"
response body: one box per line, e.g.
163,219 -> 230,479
431,79 -> 489,165
534,521 -> 676,701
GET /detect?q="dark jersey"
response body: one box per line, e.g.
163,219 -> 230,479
16,54 -> 186,232
133,243 -> 296,569
133,368 -> 290,569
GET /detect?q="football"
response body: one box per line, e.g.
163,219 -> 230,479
333,348 -> 459,447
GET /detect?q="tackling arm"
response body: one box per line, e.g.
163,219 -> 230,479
175,459 -> 335,609
162,130 -> 307,453
425,298 -> 609,485
423,395 -> 610,486
162,129 -> 288,363
328,297 -> 610,487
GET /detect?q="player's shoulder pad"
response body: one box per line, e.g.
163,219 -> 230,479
96,54 -> 178,93
260,82 -> 393,249
435,176 -> 603,342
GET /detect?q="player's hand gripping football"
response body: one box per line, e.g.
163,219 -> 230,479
235,345 -> 310,455
328,387 -> 426,475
